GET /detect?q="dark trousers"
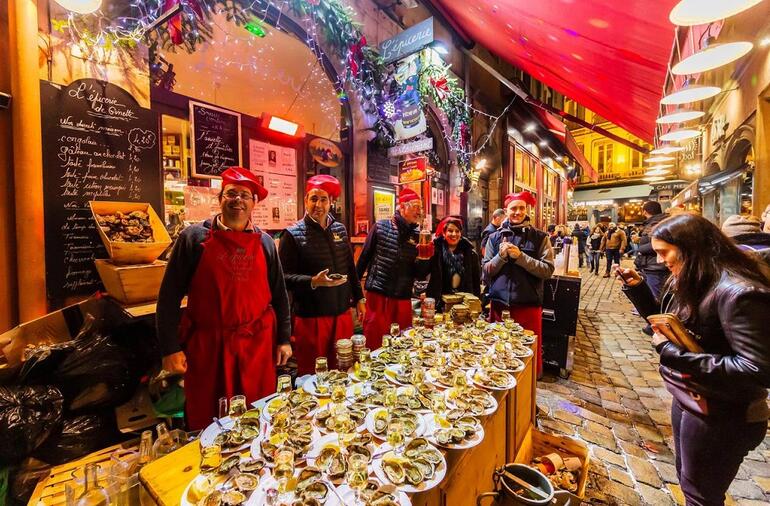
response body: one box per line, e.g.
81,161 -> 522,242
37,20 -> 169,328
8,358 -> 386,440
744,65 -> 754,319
604,248 -> 621,273
577,251 -> 585,267
672,400 -> 767,506
643,269 -> 670,300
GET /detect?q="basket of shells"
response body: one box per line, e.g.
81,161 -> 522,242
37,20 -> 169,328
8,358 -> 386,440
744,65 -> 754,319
89,201 -> 172,265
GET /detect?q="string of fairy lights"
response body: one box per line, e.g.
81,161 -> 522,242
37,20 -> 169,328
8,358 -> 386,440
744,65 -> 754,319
54,0 -> 512,174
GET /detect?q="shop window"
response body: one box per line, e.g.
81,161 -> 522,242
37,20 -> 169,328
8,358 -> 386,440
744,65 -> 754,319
597,143 -> 613,179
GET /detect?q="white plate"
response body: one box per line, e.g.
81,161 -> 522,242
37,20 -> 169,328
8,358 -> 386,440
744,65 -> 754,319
337,483 -> 412,505
260,396 -> 319,424
364,408 -> 426,441
372,443 -> 447,493
509,345 -> 534,358
180,466 -> 268,506
488,355 -> 526,374
470,368 -> 517,391
443,388 -> 498,416
425,416 -> 485,450
312,406 -> 367,435
428,367 -> 473,389
199,416 -> 235,448
306,433 -> 379,467
248,472 -> 343,506
249,425 -> 322,465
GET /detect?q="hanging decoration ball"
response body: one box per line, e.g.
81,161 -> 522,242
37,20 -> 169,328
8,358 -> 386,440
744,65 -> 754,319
383,100 -> 397,119
54,0 -> 102,14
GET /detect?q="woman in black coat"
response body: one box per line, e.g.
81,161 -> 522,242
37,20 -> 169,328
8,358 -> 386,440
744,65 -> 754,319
616,213 -> 770,506
426,217 -> 481,311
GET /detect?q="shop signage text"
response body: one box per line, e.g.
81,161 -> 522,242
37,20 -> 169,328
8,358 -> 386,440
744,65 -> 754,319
398,157 -> 428,183
387,137 -> 433,158
380,17 -> 434,64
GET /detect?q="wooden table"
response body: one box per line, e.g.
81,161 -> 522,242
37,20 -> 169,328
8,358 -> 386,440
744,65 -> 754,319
140,343 -> 537,506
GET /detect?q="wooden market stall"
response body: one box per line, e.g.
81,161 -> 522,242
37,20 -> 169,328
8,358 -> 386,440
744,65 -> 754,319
137,339 -> 588,505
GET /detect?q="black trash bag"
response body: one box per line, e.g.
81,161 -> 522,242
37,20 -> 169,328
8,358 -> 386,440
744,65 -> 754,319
33,411 -> 121,466
17,341 -> 75,385
0,385 -> 63,466
51,316 -> 140,412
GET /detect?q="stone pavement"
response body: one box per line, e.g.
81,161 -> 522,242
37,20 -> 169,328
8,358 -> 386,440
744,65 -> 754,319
535,259 -> 770,505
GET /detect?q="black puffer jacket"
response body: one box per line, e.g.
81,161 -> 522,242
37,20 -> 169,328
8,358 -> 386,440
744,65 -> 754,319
426,236 -> 481,310
623,273 -> 770,422
278,215 -> 363,318
356,212 -> 431,299
635,213 -> 670,273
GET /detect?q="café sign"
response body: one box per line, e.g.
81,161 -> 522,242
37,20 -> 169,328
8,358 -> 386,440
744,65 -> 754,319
380,17 -> 434,64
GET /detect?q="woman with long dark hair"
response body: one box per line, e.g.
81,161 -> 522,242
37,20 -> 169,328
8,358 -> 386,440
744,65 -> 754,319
617,213 -> 770,506
426,216 -> 481,311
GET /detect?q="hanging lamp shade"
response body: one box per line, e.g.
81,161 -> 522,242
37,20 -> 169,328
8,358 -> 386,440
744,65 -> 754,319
656,110 -> 705,124
643,176 -> 666,182
650,146 -> 685,155
661,86 -> 721,105
672,42 -> 753,75
660,129 -> 700,142
670,0 -> 764,26
645,168 -> 672,176
645,156 -> 675,163
646,164 -> 674,171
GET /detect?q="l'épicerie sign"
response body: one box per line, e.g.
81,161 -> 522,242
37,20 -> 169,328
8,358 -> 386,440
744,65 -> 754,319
379,17 -> 434,64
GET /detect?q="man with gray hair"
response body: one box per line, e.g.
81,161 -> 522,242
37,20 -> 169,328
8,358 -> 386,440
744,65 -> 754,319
481,208 -> 506,256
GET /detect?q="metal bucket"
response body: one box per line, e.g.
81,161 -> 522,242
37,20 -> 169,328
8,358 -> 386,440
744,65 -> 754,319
477,464 -> 573,506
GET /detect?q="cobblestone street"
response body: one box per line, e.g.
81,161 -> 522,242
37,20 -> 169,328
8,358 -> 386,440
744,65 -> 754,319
536,260 -> 770,505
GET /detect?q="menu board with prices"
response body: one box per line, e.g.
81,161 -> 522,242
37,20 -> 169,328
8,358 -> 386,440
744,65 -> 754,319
40,79 -> 162,302
248,139 -> 298,230
190,101 -> 242,179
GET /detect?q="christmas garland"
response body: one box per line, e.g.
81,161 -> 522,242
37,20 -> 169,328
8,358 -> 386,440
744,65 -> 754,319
53,0 -> 470,172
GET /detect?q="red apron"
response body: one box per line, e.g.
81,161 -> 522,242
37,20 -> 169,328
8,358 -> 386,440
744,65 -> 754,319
180,226 -> 276,430
490,301 -> 543,375
362,291 -> 413,349
292,312 -> 354,375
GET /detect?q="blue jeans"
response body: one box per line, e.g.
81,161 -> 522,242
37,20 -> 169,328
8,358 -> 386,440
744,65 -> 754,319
604,248 -> 621,274
589,251 -> 600,273
672,400 -> 767,506
643,269 -> 670,300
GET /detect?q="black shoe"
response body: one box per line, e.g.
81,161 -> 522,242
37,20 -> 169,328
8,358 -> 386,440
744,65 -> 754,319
642,324 -> 653,336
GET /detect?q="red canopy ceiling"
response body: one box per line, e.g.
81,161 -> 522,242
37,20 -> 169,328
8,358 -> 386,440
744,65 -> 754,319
431,0 -> 678,143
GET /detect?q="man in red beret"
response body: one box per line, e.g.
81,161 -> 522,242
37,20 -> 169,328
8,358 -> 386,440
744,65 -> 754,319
482,191 -> 554,375
278,175 -> 365,374
356,188 -> 434,348
156,167 -> 293,430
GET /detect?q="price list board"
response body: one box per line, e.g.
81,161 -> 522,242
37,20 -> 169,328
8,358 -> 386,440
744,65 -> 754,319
40,79 -> 162,302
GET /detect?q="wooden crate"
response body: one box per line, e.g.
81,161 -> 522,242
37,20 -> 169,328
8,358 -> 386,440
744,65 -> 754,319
28,441 -> 138,505
89,201 -> 171,265
94,259 -> 166,304
514,427 -> 591,499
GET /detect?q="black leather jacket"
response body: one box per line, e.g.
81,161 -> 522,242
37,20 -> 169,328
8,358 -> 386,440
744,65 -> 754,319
623,272 -> 770,421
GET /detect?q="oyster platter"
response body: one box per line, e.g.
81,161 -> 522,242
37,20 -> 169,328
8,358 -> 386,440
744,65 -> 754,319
184,319 -> 533,505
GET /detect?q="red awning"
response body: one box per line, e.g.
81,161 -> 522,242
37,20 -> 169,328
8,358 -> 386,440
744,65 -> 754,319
431,0 -> 678,143
533,107 -> 599,182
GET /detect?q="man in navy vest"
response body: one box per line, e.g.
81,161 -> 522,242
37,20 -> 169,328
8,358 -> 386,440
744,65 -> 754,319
278,175 -> 364,375
483,191 -> 554,375
356,188 -> 433,349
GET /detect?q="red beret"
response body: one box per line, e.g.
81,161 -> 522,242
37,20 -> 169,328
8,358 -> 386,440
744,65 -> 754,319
435,216 -> 463,238
305,175 -> 341,199
504,191 -> 536,208
398,188 -> 421,204
221,167 -> 268,202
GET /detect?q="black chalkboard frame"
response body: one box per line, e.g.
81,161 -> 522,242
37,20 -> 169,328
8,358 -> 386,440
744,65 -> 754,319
189,100 -> 242,179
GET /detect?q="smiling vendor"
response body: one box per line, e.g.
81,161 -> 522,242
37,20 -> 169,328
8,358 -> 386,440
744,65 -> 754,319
278,175 -> 364,375
156,166 -> 292,430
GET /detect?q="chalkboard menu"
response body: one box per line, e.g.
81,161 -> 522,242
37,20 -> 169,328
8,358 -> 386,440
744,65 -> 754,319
40,79 -> 162,303
190,101 -> 242,178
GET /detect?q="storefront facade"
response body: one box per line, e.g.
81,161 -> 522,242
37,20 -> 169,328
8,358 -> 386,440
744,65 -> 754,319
0,0 -> 470,324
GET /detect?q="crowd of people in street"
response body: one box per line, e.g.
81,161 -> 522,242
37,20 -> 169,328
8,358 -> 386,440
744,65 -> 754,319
154,166 -> 770,506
